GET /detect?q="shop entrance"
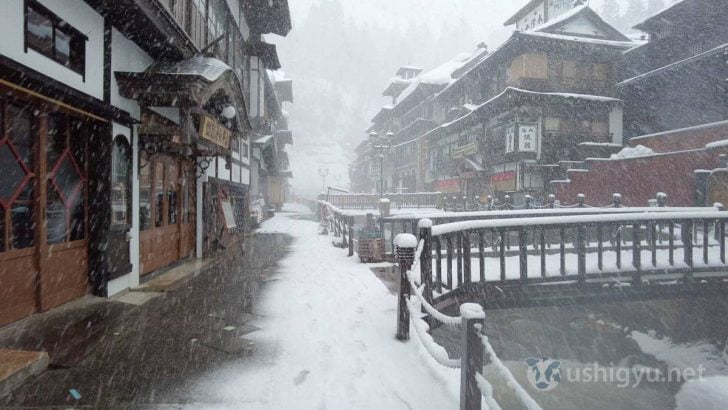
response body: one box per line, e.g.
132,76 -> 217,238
0,96 -> 91,326
139,152 -> 195,275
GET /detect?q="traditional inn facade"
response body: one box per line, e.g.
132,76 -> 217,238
0,0 -> 292,327
352,2 -> 632,204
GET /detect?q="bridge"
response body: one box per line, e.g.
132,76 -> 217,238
316,192 -> 728,409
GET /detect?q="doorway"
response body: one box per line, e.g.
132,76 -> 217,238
139,152 -> 195,275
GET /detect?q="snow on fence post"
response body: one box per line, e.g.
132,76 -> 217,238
395,234 -> 417,341
419,219 -> 434,307
548,194 -> 555,209
348,216 -> 355,257
487,195 -> 493,211
505,195 -> 512,210
577,193 -> 586,208
613,193 -> 622,208
657,192 -> 667,207
715,202 -> 725,242
524,195 -> 532,209
460,303 -> 485,410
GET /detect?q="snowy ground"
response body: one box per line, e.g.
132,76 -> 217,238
187,206 -> 460,409
183,204 -> 728,410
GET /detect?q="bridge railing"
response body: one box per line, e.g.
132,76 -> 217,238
321,192 -> 442,209
414,212 -> 728,309
381,204 -> 723,257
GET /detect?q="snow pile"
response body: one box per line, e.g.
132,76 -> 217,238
610,145 -> 655,160
705,139 -> 728,149
394,233 -> 417,248
675,376 -> 728,410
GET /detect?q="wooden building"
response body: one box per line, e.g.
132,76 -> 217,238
619,0 -> 728,138
0,0 -> 292,327
419,4 -> 632,203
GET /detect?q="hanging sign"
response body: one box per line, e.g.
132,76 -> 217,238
518,123 -> 538,152
505,125 -> 515,153
199,114 -> 232,150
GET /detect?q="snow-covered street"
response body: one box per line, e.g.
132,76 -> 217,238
188,206 -> 460,409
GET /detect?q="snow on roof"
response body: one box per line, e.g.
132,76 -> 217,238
634,0 -> 686,30
532,4 -> 588,32
394,46 -> 489,109
631,120 -> 728,142
255,134 -> 273,144
151,56 -> 232,82
463,103 -> 479,111
507,87 -> 622,103
518,30 -> 634,48
619,43 -> 728,86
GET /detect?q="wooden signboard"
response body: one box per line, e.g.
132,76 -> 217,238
199,114 -> 232,150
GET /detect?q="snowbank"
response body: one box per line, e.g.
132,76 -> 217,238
676,376 -> 728,410
610,145 -> 655,160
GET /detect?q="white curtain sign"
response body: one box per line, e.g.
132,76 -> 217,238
505,126 -> 515,153
518,124 -> 538,152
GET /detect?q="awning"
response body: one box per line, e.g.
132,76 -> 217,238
245,41 -> 281,70
115,56 -> 250,132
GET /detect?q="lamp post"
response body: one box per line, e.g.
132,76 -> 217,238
318,167 -> 329,193
372,131 -> 392,198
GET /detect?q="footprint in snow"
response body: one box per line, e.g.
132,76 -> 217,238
294,370 -> 310,386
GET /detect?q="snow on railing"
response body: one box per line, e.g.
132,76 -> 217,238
406,270 -> 462,326
479,333 -> 542,410
475,373 -> 502,410
405,298 -> 461,369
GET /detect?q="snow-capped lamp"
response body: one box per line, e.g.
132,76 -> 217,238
221,104 -> 237,119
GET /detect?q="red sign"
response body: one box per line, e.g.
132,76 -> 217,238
491,171 -> 516,183
435,178 -> 460,188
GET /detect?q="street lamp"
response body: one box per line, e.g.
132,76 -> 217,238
318,167 -> 329,193
372,130 -> 393,198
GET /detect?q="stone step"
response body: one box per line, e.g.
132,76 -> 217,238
0,349 -> 49,399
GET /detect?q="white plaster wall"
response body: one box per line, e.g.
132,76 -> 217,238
111,28 -> 153,120
0,0 -> 104,99
217,155 -> 231,180
232,163 -> 241,183
241,166 -> 250,185
559,15 -> 609,38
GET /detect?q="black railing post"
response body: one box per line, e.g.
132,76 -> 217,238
395,234 -> 416,341
519,228 -> 528,284
683,220 -> 694,273
487,195 -> 493,211
460,303 -> 485,410
524,195 -> 532,210
577,224 -> 587,285
577,193 -> 585,208
463,232 -> 472,283
548,194 -> 555,209
348,215 -> 355,257
632,222 -> 642,285
419,219 -> 433,305
613,193 -> 622,208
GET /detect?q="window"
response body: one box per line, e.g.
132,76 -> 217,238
0,101 -> 36,252
46,115 -> 86,244
139,152 -> 152,231
154,161 -> 164,227
111,136 -> 131,226
25,1 -> 87,75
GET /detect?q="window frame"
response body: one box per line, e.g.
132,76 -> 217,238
24,0 -> 88,78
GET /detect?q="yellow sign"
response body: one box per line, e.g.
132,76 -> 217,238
199,115 -> 232,150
